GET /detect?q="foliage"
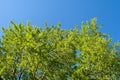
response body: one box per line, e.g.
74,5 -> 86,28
72,18 -> 120,80
0,18 -> 120,80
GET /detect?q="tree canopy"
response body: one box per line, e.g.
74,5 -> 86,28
0,18 -> 120,80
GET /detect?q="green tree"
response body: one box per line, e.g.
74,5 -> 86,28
72,18 -> 120,80
0,21 -> 77,80
0,18 -> 120,80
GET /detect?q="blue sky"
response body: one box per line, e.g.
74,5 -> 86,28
0,0 -> 120,42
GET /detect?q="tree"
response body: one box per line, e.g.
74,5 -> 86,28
0,18 -> 120,80
72,18 -> 120,80
0,21 -> 77,80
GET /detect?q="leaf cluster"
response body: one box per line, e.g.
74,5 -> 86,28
0,18 -> 120,80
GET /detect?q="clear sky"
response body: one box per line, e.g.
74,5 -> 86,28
0,0 -> 120,42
